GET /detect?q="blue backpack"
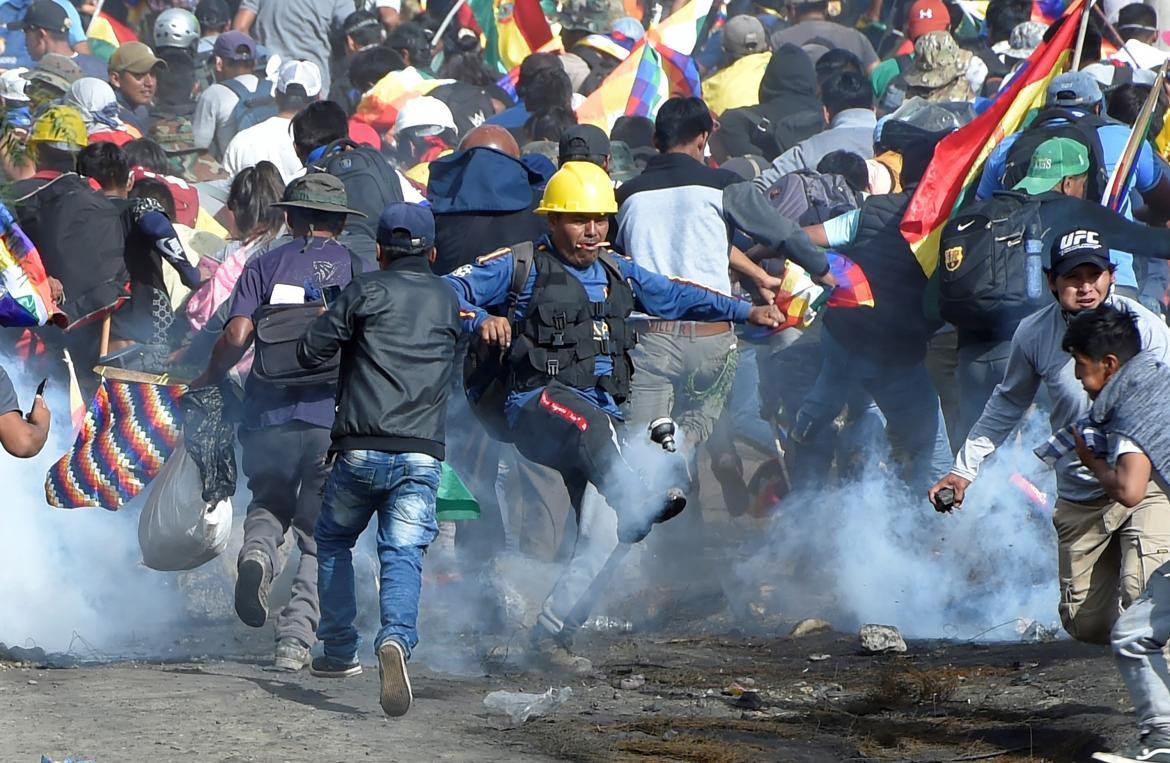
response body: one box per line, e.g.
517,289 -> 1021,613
221,78 -> 278,136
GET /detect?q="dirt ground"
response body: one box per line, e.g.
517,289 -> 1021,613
0,616 -> 1140,763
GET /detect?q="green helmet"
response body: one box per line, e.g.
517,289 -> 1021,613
557,0 -> 623,34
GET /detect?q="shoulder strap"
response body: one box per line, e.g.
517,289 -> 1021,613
507,242 -> 535,324
597,250 -> 624,281
221,78 -> 253,100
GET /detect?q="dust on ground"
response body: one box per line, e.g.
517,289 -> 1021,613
0,615 -> 1135,762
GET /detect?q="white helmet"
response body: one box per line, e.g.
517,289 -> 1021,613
153,8 -> 200,50
395,96 -> 456,136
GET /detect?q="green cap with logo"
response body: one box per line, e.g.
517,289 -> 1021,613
1012,136 -> 1091,195
272,173 -> 366,216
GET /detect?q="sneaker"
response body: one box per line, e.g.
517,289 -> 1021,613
529,629 -> 593,677
1094,733 -> 1170,763
234,550 -> 272,628
617,489 -> 687,544
271,638 -> 310,672
377,639 -> 413,717
310,654 -> 362,678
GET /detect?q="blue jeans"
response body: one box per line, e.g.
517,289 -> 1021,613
797,332 -> 953,489
315,450 -> 440,662
1113,559 -> 1170,737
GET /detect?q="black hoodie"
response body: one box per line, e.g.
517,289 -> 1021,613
712,44 -> 825,162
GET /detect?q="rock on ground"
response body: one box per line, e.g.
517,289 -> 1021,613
859,624 -> 907,654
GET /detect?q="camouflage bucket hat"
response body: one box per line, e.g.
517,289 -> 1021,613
272,173 -> 366,216
557,0 -> 623,34
903,30 -> 966,89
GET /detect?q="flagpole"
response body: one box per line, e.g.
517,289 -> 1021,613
1102,59 -> 1169,210
86,0 -> 106,39
1071,0 -> 1096,71
1091,3 -> 1142,69
433,0 -> 470,49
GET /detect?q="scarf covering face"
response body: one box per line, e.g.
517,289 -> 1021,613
65,77 -> 125,133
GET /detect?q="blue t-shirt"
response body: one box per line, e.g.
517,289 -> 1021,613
976,120 -> 1162,290
0,0 -> 87,68
228,236 -> 359,430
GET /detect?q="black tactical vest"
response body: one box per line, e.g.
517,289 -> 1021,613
507,249 -> 636,401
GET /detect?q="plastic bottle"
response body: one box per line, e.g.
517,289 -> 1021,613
1025,220 -> 1044,300
483,687 -> 572,723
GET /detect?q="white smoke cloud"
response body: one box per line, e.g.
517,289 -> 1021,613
729,410 -> 1059,640
0,363 -> 184,656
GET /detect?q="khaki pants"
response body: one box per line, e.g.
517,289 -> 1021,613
1054,483 -> 1170,644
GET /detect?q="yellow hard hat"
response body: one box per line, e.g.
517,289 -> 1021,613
29,105 -> 87,151
536,160 -> 617,215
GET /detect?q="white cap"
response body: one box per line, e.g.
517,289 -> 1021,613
276,59 -> 322,98
394,95 -> 456,134
0,68 -> 30,102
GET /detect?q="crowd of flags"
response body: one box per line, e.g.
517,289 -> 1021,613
900,0 -> 1086,276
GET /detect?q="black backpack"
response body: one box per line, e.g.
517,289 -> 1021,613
761,169 -> 863,226
749,109 -> 826,161
937,191 -> 1049,331
462,242 -> 536,443
310,139 -> 405,246
1001,108 -> 1110,201
250,251 -> 362,388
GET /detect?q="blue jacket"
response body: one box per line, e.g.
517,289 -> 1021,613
427,147 -> 543,215
445,237 -> 750,420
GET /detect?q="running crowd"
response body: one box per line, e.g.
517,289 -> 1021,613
5,0 -> 1170,757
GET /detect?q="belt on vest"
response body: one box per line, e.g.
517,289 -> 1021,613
635,320 -> 732,337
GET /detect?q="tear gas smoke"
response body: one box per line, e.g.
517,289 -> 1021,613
0,363 -> 185,656
728,410 -> 1059,640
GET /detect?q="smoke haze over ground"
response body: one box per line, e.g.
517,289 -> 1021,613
0,365 -> 185,655
0,346 -> 1062,662
728,409 -> 1059,640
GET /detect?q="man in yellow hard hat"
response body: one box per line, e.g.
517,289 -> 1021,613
445,161 -> 784,676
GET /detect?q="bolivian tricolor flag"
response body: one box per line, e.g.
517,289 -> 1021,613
900,0 -> 1085,276
87,13 -> 138,62
470,0 -> 554,72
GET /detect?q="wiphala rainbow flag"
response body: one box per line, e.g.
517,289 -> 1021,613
45,379 -> 185,511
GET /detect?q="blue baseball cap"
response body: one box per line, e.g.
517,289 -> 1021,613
377,202 -> 435,250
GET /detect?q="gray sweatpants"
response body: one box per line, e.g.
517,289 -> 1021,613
239,423 -> 331,647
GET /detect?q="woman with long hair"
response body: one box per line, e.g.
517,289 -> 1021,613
185,161 -> 287,358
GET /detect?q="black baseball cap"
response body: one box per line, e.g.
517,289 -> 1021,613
377,202 -> 434,250
1047,227 -> 1114,275
558,124 -> 610,163
10,0 -> 70,33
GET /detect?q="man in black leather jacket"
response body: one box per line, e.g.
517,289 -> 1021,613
296,202 -> 460,719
